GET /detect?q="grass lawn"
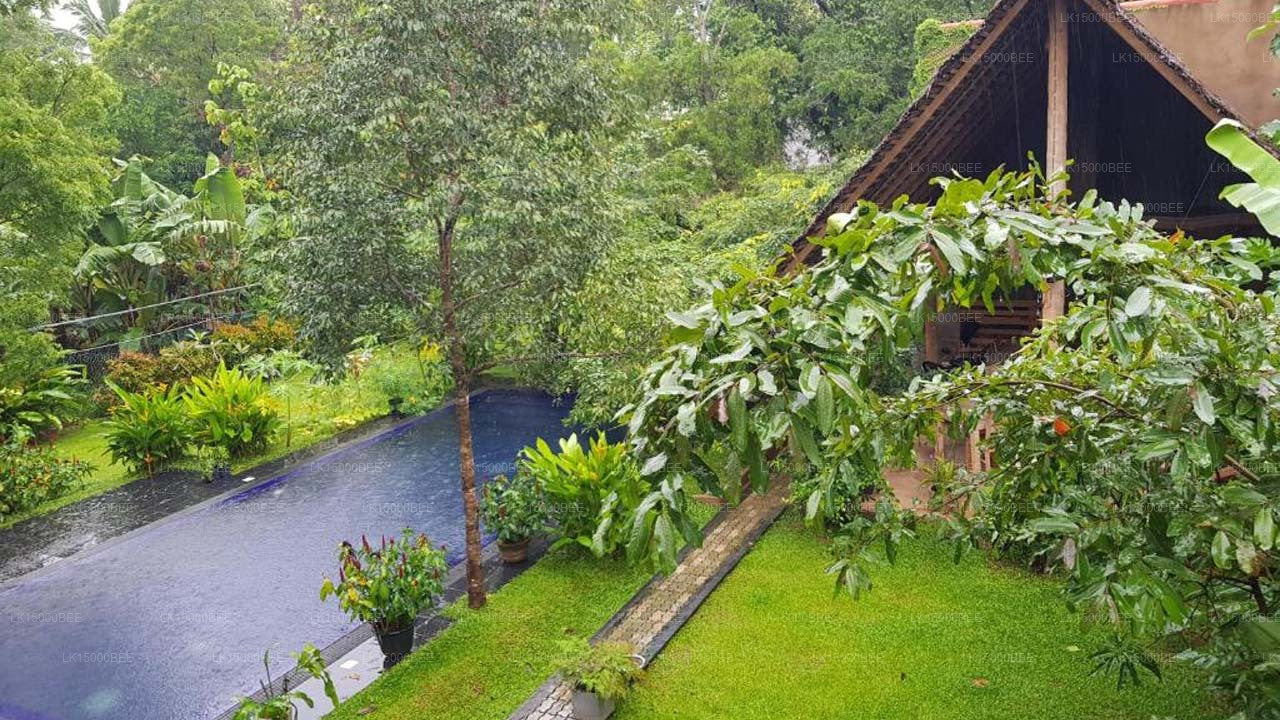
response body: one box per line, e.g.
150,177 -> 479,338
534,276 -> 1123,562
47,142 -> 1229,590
325,550 -> 653,720
326,503 -> 718,720
615,511 -> 1218,720
3,349 -> 434,529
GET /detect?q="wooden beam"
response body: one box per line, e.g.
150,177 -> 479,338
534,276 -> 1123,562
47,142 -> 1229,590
1042,0 -> 1069,323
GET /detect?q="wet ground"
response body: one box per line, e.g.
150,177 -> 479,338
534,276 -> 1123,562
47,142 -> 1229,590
0,390 -> 572,720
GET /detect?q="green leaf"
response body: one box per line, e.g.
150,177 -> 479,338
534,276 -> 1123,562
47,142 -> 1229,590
1124,286 -> 1152,317
1211,530 -> 1232,569
814,376 -> 834,435
1255,508 -> 1275,551
1191,383 -> 1216,425
727,389 -> 748,452
1205,119 -> 1280,235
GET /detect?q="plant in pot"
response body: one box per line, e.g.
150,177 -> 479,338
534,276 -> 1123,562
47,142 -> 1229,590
555,638 -> 644,720
479,471 -> 546,564
320,528 -> 446,668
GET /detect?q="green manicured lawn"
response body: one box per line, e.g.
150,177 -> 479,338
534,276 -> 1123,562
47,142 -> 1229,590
326,550 -> 653,720
326,503 -> 718,720
615,512 -> 1216,720
4,350 -> 433,529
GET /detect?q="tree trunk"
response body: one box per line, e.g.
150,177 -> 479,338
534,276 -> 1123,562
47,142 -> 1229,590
438,211 -> 486,609
451,372 -> 486,609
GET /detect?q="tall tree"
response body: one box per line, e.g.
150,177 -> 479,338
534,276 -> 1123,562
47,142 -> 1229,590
271,0 -> 627,607
60,0 -> 124,39
92,0 -> 285,187
0,13 -> 118,384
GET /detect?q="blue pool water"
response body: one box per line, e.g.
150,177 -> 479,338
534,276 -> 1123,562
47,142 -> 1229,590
0,391 -> 571,720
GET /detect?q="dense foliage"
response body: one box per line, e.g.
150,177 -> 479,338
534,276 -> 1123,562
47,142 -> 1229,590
622,158 -> 1280,713
0,442 -> 90,522
91,0 -> 286,186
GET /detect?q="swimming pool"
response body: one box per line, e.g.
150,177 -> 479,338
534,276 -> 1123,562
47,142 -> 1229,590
0,390 -> 571,720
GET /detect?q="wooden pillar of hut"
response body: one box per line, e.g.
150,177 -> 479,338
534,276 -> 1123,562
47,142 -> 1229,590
1042,0 -> 1069,323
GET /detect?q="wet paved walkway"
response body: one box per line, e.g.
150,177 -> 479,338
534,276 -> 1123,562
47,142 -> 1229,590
508,480 -> 790,720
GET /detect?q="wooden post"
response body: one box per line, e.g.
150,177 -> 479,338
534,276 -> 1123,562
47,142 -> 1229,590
1042,0 -> 1069,323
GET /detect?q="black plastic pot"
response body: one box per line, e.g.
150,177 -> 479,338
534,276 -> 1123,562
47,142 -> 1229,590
388,397 -> 406,418
375,624 -> 415,668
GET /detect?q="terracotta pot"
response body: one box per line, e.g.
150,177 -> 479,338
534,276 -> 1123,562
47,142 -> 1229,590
375,624 -> 415,668
497,537 -> 530,564
570,688 -> 616,720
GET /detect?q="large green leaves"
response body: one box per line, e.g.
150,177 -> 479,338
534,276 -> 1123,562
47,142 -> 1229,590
1206,119 -> 1280,235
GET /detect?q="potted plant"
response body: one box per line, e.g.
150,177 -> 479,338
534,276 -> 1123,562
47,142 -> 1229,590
479,472 -> 546,564
320,528 -> 446,667
555,638 -> 644,720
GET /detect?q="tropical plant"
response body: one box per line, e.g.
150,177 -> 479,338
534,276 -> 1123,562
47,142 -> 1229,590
181,444 -> 231,483
183,363 -> 281,456
0,365 -> 85,442
231,645 -> 339,720
319,529 -> 447,635
520,433 -> 649,558
479,472 -> 547,544
554,637 -> 643,701
60,0 -> 124,39
0,441 -> 91,522
103,382 -> 191,475
1206,119 -> 1280,236
620,160 -> 1280,713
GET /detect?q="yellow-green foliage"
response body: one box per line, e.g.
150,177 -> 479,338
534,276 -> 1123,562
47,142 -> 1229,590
910,18 -> 979,99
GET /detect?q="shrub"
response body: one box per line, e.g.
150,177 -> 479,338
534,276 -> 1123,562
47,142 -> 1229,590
479,472 -> 547,543
0,442 -> 91,522
212,317 -> 296,365
319,528 -> 446,634
520,432 -> 646,557
554,637 -> 643,701
0,365 -> 85,442
103,383 -> 194,476
97,343 -> 219,408
102,351 -> 166,396
184,364 -> 282,457
157,341 -> 220,382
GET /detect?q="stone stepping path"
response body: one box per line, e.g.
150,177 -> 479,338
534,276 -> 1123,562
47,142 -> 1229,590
508,481 -> 790,720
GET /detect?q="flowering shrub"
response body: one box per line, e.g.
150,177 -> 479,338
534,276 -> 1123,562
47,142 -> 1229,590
0,442 -> 90,521
319,528 -> 446,634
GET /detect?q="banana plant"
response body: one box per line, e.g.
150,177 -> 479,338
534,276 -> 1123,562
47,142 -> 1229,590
1205,119 -> 1280,236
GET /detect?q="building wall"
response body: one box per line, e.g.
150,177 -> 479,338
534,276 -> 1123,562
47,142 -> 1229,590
1124,0 -> 1280,127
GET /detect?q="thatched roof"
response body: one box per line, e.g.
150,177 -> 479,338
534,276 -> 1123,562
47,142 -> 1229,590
790,0 -> 1271,267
